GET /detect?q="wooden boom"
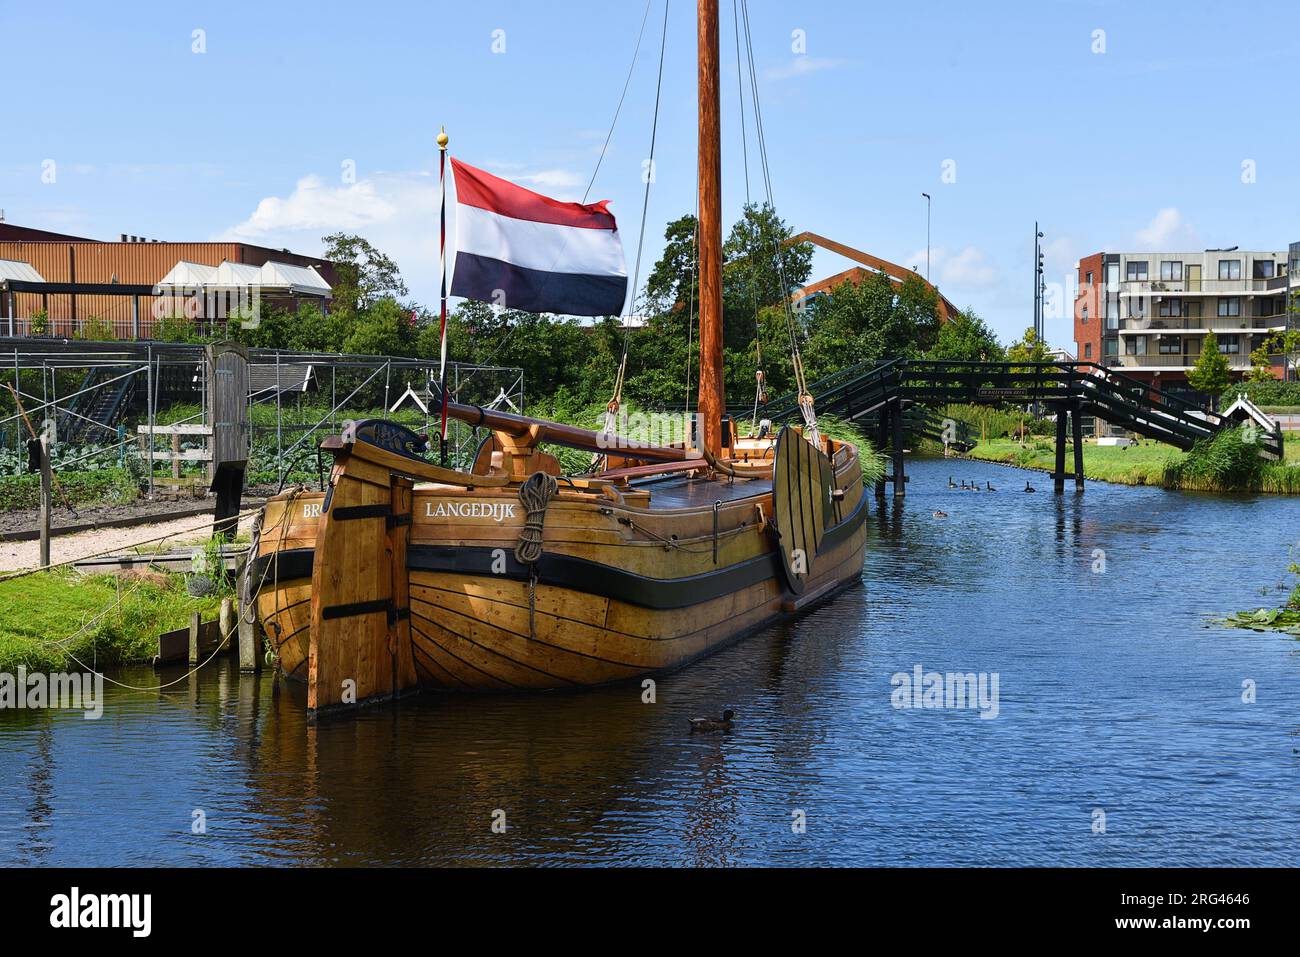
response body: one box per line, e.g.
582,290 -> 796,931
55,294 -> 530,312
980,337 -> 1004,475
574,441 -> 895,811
443,400 -> 693,464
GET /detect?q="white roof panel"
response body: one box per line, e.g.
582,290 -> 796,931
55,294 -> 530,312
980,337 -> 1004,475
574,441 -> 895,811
0,258 -> 46,282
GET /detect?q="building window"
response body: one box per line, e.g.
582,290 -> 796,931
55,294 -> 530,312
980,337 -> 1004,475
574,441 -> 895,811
1217,297 -> 1241,318
1218,259 -> 1241,281
1126,261 -> 1149,281
1218,334 -> 1240,354
1158,298 -> 1183,318
1085,270 -> 1093,286
1254,260 -> 1275,279
1158,335 -> 1182,355
1103,337 -> 1118,356
1081,306 -> 1089,324
1106,263 -> 1119,290
1160,261 -> 1183,281
1084,342 -> 1092,358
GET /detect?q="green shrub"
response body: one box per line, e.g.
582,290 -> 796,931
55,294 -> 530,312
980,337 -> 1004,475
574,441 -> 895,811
0,468 -> 139,512
1166,426 -> 1265,491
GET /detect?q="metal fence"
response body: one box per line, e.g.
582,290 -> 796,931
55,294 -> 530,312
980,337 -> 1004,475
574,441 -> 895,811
0,338 -> 522,498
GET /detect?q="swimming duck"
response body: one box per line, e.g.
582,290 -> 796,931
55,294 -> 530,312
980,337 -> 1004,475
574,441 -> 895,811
689,709 -> 735,733
985,481 -> 996,492
959,480 -> 969,490
947,477 -> 957,489
932,510 -> 948,519
1024,480 -> 1036,493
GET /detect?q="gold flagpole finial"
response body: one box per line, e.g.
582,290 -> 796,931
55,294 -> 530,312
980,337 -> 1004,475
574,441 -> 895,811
437,126 -> 449,150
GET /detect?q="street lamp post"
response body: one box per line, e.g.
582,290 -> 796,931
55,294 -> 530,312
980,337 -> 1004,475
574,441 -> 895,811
922,193 -> 931,283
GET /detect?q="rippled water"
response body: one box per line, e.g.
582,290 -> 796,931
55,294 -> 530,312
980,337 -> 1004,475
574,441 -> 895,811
2,456 -> 1298,866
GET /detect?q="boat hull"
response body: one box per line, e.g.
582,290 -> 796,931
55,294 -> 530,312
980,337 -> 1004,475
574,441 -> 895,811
251,428 -> 867,707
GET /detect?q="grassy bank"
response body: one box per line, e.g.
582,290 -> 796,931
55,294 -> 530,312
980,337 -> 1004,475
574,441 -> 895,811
0,569 -> 224,672
960,432 -> 1300,493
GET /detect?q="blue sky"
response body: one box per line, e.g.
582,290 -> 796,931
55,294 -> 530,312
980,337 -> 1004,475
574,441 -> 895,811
2,0 -> 1297,348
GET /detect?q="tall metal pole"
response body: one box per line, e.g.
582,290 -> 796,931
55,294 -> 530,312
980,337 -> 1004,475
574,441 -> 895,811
922,193 -> 931,283
696,0 -> 725,456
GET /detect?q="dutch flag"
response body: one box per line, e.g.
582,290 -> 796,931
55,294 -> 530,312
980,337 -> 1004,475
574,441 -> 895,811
449,158 -> 629,317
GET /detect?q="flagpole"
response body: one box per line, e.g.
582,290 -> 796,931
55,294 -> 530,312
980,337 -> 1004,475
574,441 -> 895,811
437,126 -> 450,465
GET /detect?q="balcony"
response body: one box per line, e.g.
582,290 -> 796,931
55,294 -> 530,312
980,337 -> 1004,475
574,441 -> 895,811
1116,313 -> 1289,332
1110,352 -> 1253,370
1117,278 -> 1290,296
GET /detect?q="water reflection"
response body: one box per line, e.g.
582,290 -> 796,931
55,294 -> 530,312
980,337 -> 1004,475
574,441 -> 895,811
2,456 -> 1298,866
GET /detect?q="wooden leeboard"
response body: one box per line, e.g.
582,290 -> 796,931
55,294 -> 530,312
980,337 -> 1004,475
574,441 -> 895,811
308,464 -> 397,711
772,426 -> 834,594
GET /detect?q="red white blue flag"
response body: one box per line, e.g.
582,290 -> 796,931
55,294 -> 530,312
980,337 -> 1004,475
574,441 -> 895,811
450,158 -> 628,316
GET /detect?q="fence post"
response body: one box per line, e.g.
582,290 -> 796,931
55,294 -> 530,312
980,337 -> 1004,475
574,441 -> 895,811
38,434 -> 51,569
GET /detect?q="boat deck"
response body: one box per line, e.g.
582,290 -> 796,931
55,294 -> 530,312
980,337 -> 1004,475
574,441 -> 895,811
631,473 -> 771,509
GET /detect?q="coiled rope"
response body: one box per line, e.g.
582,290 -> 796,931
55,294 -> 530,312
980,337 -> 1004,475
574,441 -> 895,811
514,471 -> 558,639
514,472 -> 558,566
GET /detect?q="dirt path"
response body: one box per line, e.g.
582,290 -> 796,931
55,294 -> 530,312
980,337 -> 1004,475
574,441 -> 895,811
0,512 -> 258,572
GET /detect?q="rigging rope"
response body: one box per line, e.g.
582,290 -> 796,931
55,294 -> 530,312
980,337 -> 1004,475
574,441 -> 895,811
603,0 -> 671,440
738,0 -> 817,442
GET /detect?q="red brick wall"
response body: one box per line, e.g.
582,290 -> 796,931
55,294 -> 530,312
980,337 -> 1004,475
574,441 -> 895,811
1074,252 -> 1104,363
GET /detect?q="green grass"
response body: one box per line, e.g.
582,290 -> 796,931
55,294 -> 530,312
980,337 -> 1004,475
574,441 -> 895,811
0,569 -> 223,672
963,431 -> 1300,493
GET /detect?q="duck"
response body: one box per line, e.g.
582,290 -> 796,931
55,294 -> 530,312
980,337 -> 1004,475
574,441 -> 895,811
1024,480 -> 1036,493
932,510 -> 948,519
689,709 -> 735,733
959,480 -> 969,490
947,477 -> 957,489
985,481 -> 996,492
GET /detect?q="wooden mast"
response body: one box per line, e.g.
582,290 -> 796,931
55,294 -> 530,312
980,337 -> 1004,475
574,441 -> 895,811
696,0 -> 725,456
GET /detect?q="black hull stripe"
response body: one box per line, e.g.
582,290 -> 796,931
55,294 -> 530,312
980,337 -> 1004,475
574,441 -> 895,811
250,485 -> 868,611
450,252 -> 627,317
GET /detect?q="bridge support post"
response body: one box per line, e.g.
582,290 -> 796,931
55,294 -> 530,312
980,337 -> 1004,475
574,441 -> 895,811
1071,401 -> 1085,492
875,406 -> 888,499
891,398 -> 907,498
1053,403 -> 1067,494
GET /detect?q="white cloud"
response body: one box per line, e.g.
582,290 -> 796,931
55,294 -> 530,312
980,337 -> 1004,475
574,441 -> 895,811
1134,207 -> 1197,249
225,174 -> 402,237
902,245 -> 998,289
765,56 -> 848,81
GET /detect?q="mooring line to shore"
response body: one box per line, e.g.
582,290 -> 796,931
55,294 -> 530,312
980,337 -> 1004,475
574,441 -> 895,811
37,496 -> 299,694
0,504 -> 266,583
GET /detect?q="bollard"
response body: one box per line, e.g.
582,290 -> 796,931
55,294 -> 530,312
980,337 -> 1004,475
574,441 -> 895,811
219,598 -> 235,655
187,611 -> 201,667
237,563 -> 261,674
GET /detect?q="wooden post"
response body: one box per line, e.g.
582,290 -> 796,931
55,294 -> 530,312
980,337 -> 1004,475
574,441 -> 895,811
1054,405 -> 1067,494
38,435 -> 51,568
1071,402 -> 1085,492
207,343 -> 250,538
220,598 -> 235,655
237,551 -> 262,673
875,408 -> 888,499
171,432 -> 181,480
891,400 -> 906,498
188,611 -> 201,667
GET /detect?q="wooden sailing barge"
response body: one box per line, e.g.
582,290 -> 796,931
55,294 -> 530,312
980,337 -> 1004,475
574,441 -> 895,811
249,0 -> 870,711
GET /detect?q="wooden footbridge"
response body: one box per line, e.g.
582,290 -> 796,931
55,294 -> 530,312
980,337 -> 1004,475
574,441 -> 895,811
762,359 -> 1283,495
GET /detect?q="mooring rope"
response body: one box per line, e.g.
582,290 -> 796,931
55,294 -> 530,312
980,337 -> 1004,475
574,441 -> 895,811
514,471 -> 558,639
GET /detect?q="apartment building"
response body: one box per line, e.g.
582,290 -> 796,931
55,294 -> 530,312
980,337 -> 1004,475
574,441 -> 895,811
1075,246 -> 1298,396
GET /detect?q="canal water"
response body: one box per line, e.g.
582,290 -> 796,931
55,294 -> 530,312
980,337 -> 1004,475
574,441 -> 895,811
2,456 -> 1297,866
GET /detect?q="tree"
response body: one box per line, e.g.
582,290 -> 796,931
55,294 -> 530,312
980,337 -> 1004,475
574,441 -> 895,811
322,233 -> 409,316
343,297 -> 415,357
1246,328 -> 1300,382
1006,325 -> 1049,364
1188,330 -> 1232,405
928,308 -> 1004,362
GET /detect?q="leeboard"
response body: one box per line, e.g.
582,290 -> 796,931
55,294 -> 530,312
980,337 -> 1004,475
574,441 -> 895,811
772,425 -> 834,594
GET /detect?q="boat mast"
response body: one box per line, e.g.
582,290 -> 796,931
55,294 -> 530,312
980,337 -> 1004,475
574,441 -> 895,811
696,0 -> 725,456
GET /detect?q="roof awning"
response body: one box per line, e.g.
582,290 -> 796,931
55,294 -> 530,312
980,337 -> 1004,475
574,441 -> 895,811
156,259 -> 331,299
